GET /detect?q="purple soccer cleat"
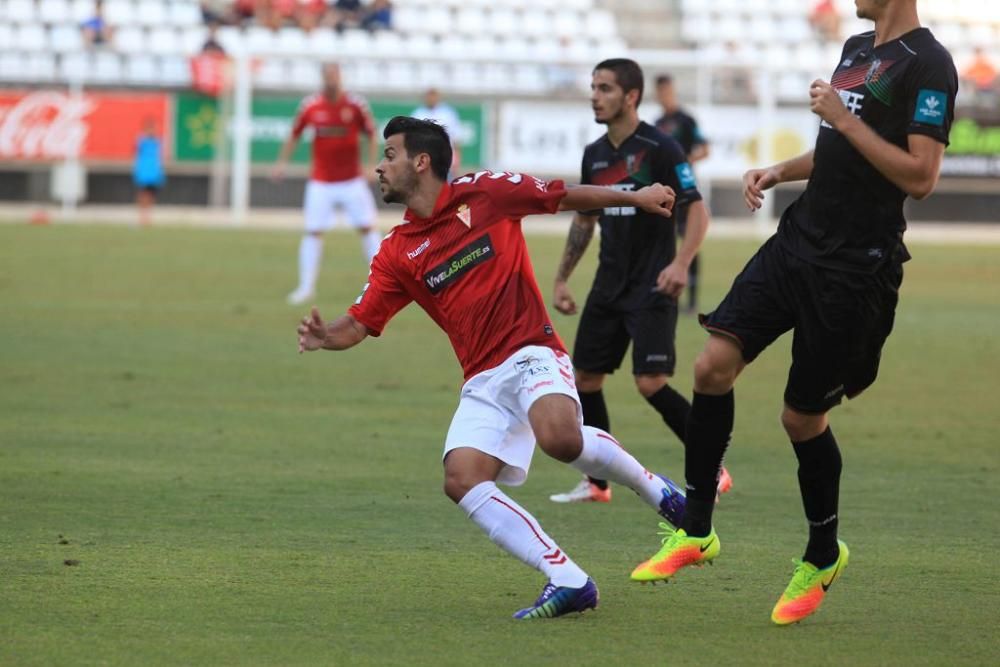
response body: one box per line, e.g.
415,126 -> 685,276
656,474 -> 687,527
512,578 -> 599,620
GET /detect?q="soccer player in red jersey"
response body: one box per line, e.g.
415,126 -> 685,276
297,117 -> 689,619
273,63 -> 380,305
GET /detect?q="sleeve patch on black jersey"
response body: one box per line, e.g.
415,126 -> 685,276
914,89 -> 947,126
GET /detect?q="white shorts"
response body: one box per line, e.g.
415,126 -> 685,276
443,345 -> 581,487
303,176 -> 377,232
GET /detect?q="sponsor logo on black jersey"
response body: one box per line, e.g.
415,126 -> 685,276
423,234 -> 494,294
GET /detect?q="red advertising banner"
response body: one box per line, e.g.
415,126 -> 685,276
0,90 -> 169,161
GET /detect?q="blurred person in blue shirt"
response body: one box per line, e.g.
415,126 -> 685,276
81,0 -> 114,46
133,118 -> 165,227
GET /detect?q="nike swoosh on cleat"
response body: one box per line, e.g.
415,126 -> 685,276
821,561 -> 842,592
699,537 -> 716,553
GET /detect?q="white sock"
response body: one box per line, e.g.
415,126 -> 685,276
297,235 -> 323,293
459,481 -> 589,589
570,426 -> 669,510
361,229 -> 381,264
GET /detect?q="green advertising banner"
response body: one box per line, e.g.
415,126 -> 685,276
173,92 -> 485,167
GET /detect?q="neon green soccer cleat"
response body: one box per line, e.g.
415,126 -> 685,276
630,523 -> 720,583
771,540 -> 850,625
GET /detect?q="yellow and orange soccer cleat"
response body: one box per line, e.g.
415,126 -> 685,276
630,523 -> 720,583
771,540 -> 850,625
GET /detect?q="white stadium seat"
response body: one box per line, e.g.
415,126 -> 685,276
290,59 -> 322,90
70,0 -> 93,22
254,58 -> 288,88
217,25 -> 245,56
114,25 -> 145,53
92,50 -> 124,83
59,51 -> 90,82
15,23 -> 47,52
488,8 -> 518,37
403,33 -> 436,58
455,8 -> 487,36
245,26 -> 276,55
178,27 -> 207,56
159,55 -> 191,86
135,0 -> 167,26
169,2 -> 202,27
275,26 -> 308,55
103,0 -> 135,25
49,23 -> 85,53
305,28 -> 337,58
6,0 -> 37,22
39,0 -> 73,24
0,51 -> 26,82
125,53 -> 158,84
148,26 -> 179,55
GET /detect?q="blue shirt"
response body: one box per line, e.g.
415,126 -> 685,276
133,136 -> 164,187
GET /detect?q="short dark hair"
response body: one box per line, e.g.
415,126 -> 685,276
594,58 -> 644,107
383,116 -> 453,181
655,74 -> 673,87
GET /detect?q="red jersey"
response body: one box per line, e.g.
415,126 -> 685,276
348,171 -> 569,380
291,92 -> 375,183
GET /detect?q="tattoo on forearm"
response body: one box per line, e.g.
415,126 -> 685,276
556,221 -> 595,281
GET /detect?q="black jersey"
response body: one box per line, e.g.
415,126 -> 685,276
777,28 -> 958,273
655,109 -> 707,157
581,121 -> 702,305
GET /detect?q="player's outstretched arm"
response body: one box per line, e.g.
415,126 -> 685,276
553,212 -> 598,315
810,79 -> 944,200
743,150 -> 815,211
559,183 -> 676,217
297,307 -> 369,353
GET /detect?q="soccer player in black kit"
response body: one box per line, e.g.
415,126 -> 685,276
548,59 -> 719,504
630,0 -> 958,626
655,74 -> 710,315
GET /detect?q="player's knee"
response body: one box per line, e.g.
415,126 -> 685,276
693,350 -> 736,393
443,469 -> 477,504
780,407 -> 828,442
535,423 -> 583,463
574,370 -> 604,393
634,374 -> 667,398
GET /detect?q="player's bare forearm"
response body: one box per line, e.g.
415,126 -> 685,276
675,200 -> 709,267
560,184 -> 674,217
322,315 -> 369,350
833,115 -> 943,199
276,136 -> 298,166
555,213 -> 597,282
773,150 -> 815,183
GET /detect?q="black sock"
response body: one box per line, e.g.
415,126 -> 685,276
578,389 -> 610,490
680,390 -> 734,537
792,427 -> 842,568
687,254 -> 699,310
644,384 -> 691,445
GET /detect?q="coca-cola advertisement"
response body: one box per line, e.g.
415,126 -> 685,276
0,90 -> 169,162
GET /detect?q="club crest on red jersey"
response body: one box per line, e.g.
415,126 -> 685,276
457,204 -> 472,228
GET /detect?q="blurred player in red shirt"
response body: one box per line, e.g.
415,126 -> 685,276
296,116 -> 690,620
273,63 -> 380,305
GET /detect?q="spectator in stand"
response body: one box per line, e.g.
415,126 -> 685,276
259,0 -> 327,31
962,47 -> 997,92
133,118 -> 165,227
360,0 -> 392,32
233,0 -> 256,24
411,88 -> 462,173
200,1 -> 234,25
201,22 -> 227,55
81,0 -> 114,47
810,0 -> 841,43
332,0 -> 364,32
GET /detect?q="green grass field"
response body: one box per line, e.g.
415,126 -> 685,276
1,223 -> 998,666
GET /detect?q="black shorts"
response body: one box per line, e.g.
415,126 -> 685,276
573,292 -> 678,376
137,184 -> 160,195
701,236 -> 903,413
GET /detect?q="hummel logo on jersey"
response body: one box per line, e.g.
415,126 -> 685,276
915,89 -> 947,126
407,238 -> 431,260
591,161 -> 609,170
423,234 -> 494,294
457,203 -> 472,228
